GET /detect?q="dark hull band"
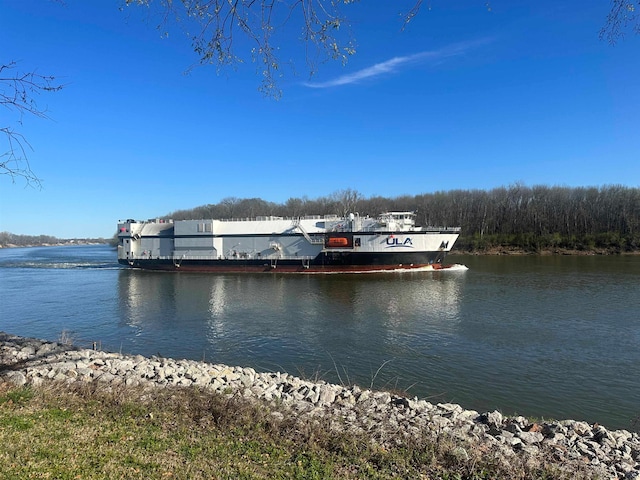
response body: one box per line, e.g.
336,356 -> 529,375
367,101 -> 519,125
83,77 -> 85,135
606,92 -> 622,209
118,251 -> 451,273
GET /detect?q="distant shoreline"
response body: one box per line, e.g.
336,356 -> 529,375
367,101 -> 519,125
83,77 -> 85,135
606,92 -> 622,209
0,240 -> 108,249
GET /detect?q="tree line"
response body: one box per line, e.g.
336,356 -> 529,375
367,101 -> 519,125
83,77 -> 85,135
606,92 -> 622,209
0,232 -> 106,248
0,232 -> 60,247
164,185 -> 640,254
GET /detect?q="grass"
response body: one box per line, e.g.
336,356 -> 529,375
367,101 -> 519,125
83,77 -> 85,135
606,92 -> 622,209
0,380 -> 596,479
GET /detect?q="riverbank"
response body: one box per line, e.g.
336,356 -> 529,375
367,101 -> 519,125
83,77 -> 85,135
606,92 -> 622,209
1,332 -> 638,479
453,246 -> 640,256
0,240 -> 107,248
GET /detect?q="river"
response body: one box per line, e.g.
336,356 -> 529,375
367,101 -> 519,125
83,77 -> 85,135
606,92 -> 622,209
1,244 -> 639,430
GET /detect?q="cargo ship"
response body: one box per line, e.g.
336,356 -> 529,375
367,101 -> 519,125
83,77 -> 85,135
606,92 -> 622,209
117,212 -> 460,273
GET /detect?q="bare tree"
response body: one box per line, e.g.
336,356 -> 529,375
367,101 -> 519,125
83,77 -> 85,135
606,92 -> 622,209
331,188 -> 361,216
285,196 -> 307,217
219,196 -> 241,218
1,61 -> 63,187
600,0 -> 640,44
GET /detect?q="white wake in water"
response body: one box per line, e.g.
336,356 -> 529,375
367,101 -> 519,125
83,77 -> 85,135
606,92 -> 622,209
442,264 -> 469,271
306,264 -> 469,275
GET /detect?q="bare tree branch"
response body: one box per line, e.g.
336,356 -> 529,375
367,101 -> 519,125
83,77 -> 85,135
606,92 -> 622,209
125,0 -> 357,97
600,0 -> 640,44
1,61 -> 63,187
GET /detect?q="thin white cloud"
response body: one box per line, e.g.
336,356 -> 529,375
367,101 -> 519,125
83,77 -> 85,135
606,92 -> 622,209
303,39 -> 490,89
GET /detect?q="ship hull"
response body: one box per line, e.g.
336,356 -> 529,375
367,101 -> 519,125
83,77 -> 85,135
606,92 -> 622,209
117,250 -> 452,273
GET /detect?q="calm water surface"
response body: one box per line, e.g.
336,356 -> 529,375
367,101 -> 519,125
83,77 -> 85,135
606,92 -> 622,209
1,245 -> 639,430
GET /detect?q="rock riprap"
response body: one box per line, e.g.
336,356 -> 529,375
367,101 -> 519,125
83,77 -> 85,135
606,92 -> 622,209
1,332 -> 638,479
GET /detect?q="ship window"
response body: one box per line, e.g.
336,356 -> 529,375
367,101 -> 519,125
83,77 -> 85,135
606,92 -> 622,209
197,223 -> 213,233
355,238 -> 361,247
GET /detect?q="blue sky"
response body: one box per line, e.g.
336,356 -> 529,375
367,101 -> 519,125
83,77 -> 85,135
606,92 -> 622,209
1,1 -> 638,238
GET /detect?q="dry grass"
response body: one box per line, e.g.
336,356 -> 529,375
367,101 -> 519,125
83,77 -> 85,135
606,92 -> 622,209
0,381 -> 596,479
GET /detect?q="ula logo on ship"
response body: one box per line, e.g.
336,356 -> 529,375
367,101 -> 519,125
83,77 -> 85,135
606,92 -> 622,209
385,237 -> 413,247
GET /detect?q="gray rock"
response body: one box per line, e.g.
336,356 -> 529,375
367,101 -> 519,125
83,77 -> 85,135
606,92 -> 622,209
518,431 -> 544,445
572,421 -> 593,437
318,385 -> 336,405
479,410 -> 503,434
6,370 -> 27,386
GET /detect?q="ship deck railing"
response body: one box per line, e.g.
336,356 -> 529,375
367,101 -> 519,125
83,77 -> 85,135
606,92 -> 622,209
218,215 -> 341,222
354,225 -> 462,233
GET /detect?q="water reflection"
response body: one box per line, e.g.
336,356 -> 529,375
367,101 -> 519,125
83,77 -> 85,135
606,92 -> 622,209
116,270 -> 467,384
